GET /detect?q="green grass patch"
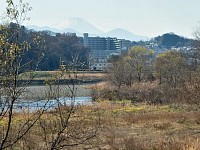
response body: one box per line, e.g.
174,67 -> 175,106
112,106 -> 145,113
155,105 -> 184,112
19,71 -> 52,79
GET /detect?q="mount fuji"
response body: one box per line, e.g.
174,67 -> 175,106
27,17 -> 148,41
52,17 -> 103,35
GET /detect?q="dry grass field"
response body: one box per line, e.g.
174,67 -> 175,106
79,101 -> 200,150
3,101 -> 200,149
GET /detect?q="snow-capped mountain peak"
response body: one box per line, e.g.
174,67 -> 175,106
52,17 -> 103,34
27,18 -> 148,41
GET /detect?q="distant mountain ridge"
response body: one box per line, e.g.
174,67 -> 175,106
102,28 -> 148,41
27,17 -> 148,41
28,25 -> 61,33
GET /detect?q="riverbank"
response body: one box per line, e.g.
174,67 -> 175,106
18,71 -> 107,86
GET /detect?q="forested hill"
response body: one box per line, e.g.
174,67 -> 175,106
35,31 -> 89,71
1,23 -> 89,71
153,33 -> 193,48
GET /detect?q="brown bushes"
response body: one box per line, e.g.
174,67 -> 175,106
93,67 -> 200,106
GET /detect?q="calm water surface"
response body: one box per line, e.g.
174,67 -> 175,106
1,97 -> 92,112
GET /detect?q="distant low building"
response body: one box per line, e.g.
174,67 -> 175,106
90,58 -> 112,71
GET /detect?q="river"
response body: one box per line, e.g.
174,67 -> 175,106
0,96 -> 92,112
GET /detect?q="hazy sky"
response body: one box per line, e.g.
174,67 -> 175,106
1,0 -> 200,38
